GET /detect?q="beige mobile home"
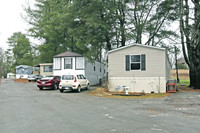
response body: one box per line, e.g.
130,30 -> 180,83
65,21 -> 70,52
108,44 -> 171,93
39,63 -> 53,77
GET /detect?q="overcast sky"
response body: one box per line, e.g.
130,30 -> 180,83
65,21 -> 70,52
0,0 -> 34,50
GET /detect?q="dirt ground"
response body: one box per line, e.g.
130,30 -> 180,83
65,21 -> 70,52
89,84 -> 199,99
13,79 -> 29,83
88,88 -> 171,99
177,85 -> 200,92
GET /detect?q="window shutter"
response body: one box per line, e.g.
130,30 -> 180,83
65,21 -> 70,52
125,55 -> 130,71
71,58 -> 73,69
141,54 -> 146,71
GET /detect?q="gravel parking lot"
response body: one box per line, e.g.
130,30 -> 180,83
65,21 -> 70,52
1,79 -> 200,133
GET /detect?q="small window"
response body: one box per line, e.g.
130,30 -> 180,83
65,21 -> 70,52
44,65 -> 53,72
64,58 -> 73,69
76,57 -> 85,69
94,66 -> 96,71
131,55 -> 141,70
54,58 -> 61,69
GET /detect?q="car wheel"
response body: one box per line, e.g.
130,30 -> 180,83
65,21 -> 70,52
39,87 -> 43,90
28,80 -> 31,82
54,84 -> 58,90
60,90 -> 64,93
86,84 -> 90,90
77,86 -> 81,93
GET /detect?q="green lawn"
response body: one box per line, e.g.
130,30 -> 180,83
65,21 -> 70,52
179,79 -> 190,86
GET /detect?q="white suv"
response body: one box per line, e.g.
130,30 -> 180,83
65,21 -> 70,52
59,75 -> 90,93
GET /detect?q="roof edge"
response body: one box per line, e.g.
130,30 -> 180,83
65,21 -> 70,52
53,51 -> 83,58
108,43 -> 166,54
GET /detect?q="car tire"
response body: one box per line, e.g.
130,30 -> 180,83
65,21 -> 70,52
77,86 -> 81,93
60,90 -> 64,93
39,87 -> 43,90
54,84 -> 58,90
86,84 -> 90,90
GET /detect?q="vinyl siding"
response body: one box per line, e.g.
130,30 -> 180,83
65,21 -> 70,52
108,45 -> 166,77
165,51 -> 171,80
85,59 -> 107,85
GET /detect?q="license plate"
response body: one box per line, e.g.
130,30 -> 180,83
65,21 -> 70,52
42,81 -> 45,84
65,87 -> 69,89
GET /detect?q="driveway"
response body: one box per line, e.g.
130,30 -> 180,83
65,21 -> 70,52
0,79 -> 200,133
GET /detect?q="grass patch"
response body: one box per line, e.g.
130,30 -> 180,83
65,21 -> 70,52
179,79 -> 190,86
88,88 -> 170,99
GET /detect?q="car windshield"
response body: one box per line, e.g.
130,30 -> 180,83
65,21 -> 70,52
42,76 -> 54,80
62,75 -> 74,80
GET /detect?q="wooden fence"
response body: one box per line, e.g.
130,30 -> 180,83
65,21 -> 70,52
171,69 -> 189,80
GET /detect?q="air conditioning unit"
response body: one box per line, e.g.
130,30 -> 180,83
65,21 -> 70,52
167,79 -> 176,93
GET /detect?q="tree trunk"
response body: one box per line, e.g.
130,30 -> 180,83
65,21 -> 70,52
195,66 -> 200,89
189,64 -> 195,87
175,46 -> 180,83
190,0 -> 200,89
106,35 -> 112,51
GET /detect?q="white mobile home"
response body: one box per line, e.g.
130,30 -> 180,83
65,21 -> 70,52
16,65 -> 33,79
108,44 -> 171,93
7,73 -> 16,79
53,51 -> 106,85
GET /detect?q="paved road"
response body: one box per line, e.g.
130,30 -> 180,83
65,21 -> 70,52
1,79 -> 200,133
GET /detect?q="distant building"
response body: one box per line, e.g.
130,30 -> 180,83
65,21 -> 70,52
177,57 -> 188,69
177,57 -> 186,64
16,65 -> 33,79
7,73 -> 16,79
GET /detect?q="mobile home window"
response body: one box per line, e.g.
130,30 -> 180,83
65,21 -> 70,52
44,65 -> 53,72
64,58 -> 73,69
131,55 -> 141,70
75,57 -> 85,69
53,58 -> 61,70
125,54 -> 146,71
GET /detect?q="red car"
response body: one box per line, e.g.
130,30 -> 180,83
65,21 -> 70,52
37,76 -> 61,90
